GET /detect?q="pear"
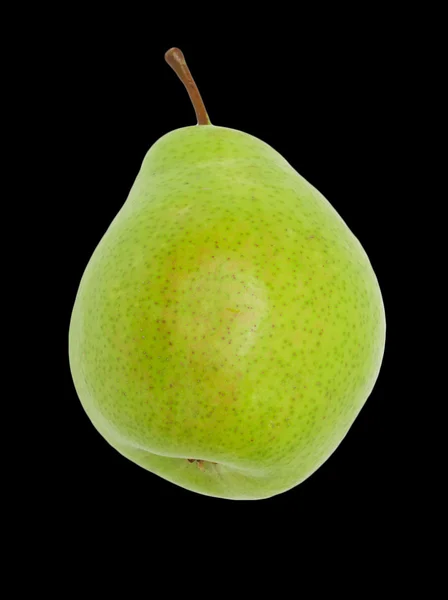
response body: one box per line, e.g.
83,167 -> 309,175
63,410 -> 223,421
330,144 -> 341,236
69,48 -> 386,500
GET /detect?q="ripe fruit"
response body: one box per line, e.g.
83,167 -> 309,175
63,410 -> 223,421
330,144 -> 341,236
69,48 -> 386,499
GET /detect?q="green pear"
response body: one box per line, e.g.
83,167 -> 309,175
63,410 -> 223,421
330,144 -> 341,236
69,48 -> 385,500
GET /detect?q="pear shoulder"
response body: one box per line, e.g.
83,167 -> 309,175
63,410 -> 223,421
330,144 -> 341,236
140,125 -> 296,177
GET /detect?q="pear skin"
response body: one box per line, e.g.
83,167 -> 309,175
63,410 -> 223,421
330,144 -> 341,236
69,49 -> 385,500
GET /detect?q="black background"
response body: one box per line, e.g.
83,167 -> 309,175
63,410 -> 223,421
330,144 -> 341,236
32,16 -> 423,553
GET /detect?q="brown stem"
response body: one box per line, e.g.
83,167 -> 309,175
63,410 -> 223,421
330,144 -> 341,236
165,47 -> 211,125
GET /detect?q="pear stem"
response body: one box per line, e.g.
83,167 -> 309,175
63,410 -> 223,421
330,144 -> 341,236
165,48 -> 211,126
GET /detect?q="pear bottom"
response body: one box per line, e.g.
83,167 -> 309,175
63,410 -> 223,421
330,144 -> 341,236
85,408 -> 354,500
